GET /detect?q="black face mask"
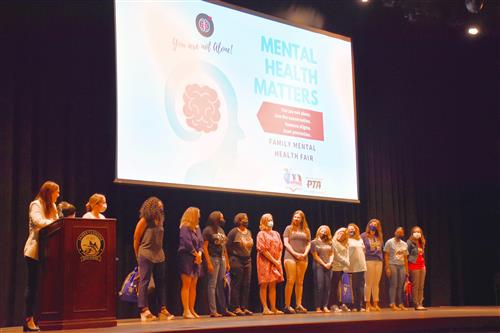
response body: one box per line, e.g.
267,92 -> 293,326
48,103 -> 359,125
241,220 -> 249,227
219,219 -> 226,227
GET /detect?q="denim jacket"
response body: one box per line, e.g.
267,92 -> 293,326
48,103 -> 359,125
407,239 -> 424,264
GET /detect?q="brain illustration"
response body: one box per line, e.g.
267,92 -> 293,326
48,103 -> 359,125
182,84 -> 221,133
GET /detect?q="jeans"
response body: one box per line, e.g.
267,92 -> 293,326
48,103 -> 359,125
389,264 -> 406,305
229,256 -> 251,311
207,256 -> 227,313
312,262 -> 332,309
328,270 -> 343,307
350,271 -> 365,310
24,256 -> 39,317
137,256 -> 167,309
410,268 -> 426,306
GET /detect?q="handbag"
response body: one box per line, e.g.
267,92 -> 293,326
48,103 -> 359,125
118,266 -> 156,303
118,266 -> 139,302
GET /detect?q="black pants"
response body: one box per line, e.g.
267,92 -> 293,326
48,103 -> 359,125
229,256 -> 251,311
350,271 -> 365,310
328,270 -> 343,307
25,256 -> 39,318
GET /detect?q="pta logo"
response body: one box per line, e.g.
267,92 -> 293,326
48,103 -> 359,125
307,179 -> 322,190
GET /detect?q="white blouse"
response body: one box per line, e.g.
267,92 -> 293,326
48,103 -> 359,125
24,200 -> 58,260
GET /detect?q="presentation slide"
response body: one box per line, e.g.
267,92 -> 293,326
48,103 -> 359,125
115,0 -> 359,202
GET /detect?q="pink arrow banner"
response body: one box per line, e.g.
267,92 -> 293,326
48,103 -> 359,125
257,102 -> 324,141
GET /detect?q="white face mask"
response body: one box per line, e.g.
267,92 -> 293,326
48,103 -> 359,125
267,220 -> 274,228
413,232 -> 421,239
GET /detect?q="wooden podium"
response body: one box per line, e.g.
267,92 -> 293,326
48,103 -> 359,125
38,218 -> 117,330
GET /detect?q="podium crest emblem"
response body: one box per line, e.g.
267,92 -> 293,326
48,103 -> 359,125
76,230 -> 105,262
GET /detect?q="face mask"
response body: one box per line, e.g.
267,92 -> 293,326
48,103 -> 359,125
219,219 -> 226,227
413,232 -> 421,239
241,220 -> 249,227
100,203 -> 107,212
349,230 -> 355,237
267,220 -> 274,228
320,233 -> 328,240
370,225 -> 377,231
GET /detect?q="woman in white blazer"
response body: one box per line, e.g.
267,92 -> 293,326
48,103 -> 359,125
23,181 -> 60,332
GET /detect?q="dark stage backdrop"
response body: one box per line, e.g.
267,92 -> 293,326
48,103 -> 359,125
0,1 -> 498,327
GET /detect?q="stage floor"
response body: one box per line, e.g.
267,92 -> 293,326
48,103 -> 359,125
2,306 -> 499,333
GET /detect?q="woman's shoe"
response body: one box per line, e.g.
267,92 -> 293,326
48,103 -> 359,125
242,308 -> 253,315
159,308 -> 175,320
373,302 -> 381,311
190,310 -> 201,318
210,312 -> 222,317
234,308 -> 245,316
223,310 -> 237,317
140,309 -> 157,322
23,317 -> 40,332
390,303 -> 400,311
398,304 -> 409,311
340,304 -> 351,312
283,306 -> 296,314
323,306 -> 331,313
295,305 -> 308,314
273,309 -> 284,315
183,311 -> 195,319
262,308 -> 273,315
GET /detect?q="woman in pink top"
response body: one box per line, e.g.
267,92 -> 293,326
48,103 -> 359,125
256,213 -> 284,315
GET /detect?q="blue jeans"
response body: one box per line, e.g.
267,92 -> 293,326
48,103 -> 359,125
312,262 -> 332,309
207,256 -> 227,313
389,264 -> 406,305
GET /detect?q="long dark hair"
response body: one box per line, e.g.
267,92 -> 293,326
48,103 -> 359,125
139,197 -> 164,227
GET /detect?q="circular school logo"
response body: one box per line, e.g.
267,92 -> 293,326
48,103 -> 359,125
76,230 -> 105,262
196,13 -> 214,37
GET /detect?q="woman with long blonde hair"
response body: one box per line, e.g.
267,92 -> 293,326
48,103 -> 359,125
361,218 -> 384,311
177,207 -> 204,318
283,210 -> 311,314
328,227 -> 350,312
311,225 -> 334,312
256,213 -> 284,315
23,181 -> 60,331
346,223 -> 367,312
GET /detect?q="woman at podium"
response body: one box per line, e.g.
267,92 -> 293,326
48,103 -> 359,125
23,181 -> 60,332
82,193 -> 107,219
133,197 -> 174,321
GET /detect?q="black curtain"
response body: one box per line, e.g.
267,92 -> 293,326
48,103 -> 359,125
1,1 -> 498,327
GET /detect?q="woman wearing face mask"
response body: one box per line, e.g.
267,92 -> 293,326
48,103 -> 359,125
133,197 -> 173,321
256,213 -> 284,315
361,219 -> 384,311
202,211 -> 235,317
24,181 -> 60,332
384,226 -> 409,311
227,213 -> 254,316
311,225 -> 334,313
82,193 -> 107,219
283,210 -> 311,314
346,223 -> 367,312
328,227 -> 350,312
407,226 -> 427,310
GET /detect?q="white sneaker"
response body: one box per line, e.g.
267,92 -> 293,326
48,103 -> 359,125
140,309 -> 157,322
331,305 -> 341,313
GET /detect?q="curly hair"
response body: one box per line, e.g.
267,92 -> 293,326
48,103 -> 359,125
207,210 -> 223,227
139,197 -> 164,227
